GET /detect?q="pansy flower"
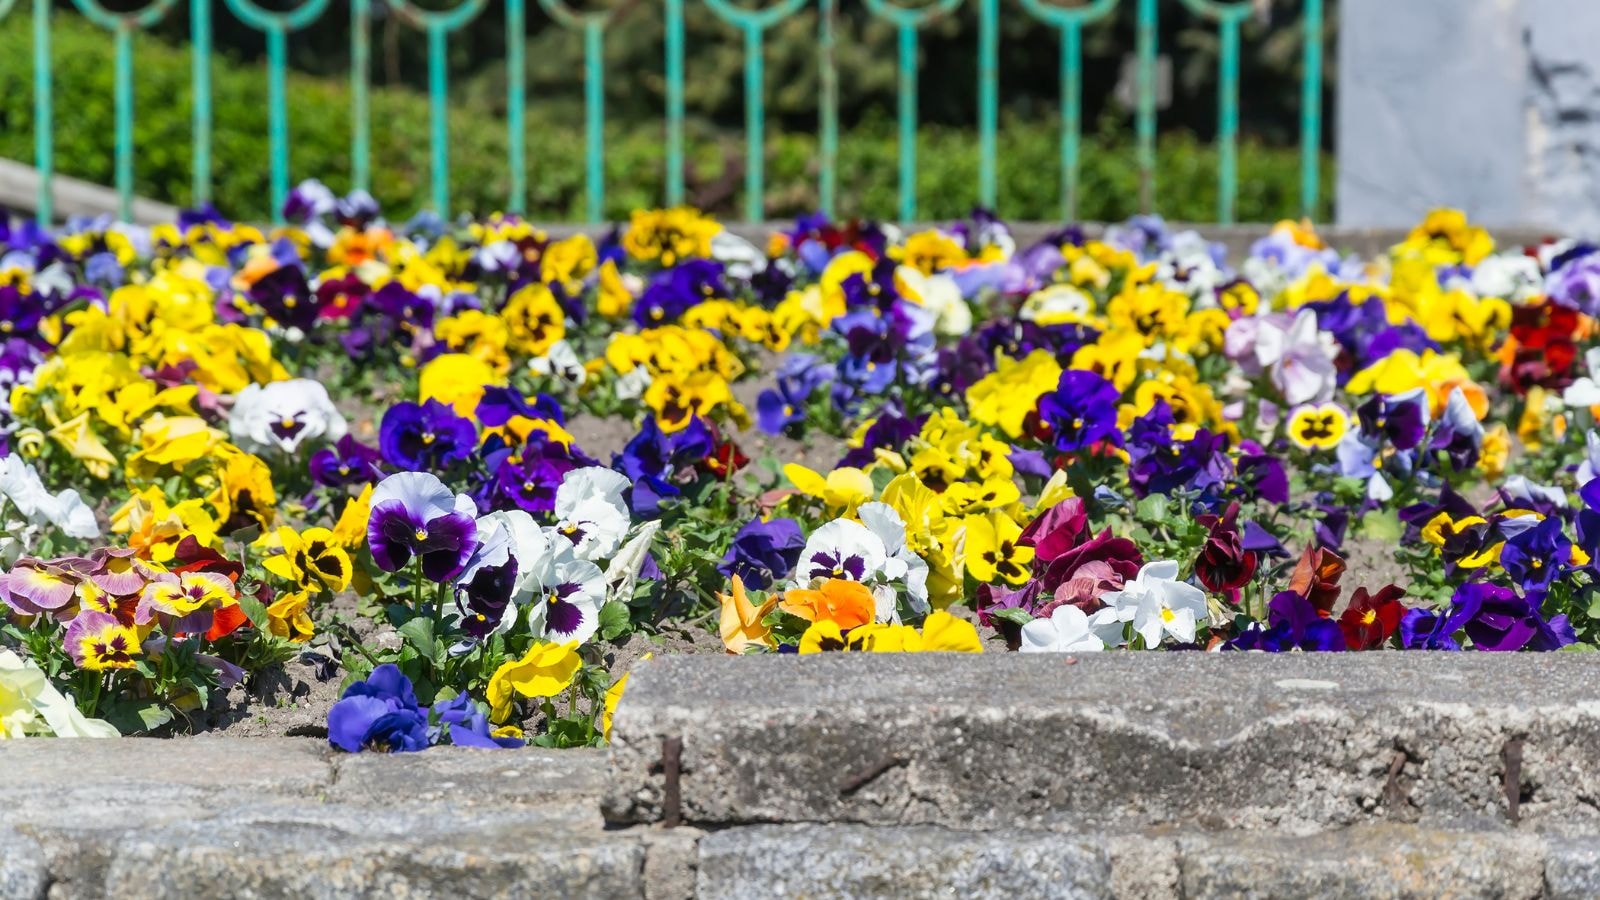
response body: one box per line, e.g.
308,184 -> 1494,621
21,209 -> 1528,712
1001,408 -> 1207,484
63,610 -> 141,671
552,467 -> 633,562
718,517 -> 804,592
1286,402 -> 1349,451
1338,585 -> 1406,650
378,399 -> 477,472
327,664 -> 428,753
366,472 -> 480,582
1036,369 -> 1123,452
229,378 -> 348,455
309,435 -> 384,488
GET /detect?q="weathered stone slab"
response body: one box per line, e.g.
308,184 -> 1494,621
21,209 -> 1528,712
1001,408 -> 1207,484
603,654 -> 1600,832
0,831 -> 48,900
1175,825 -> 1547,899
107,804 -> 643,899
1545,838 -> 1600,899
696,824 -> 1110,899
329,746 -> 608,808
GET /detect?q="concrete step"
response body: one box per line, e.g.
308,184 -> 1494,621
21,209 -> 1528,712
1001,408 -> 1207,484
602,653 -> 1600,834
696,823 -> 1598,899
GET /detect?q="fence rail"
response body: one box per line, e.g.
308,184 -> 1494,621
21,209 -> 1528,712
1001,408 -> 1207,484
18,0 -> 1328,225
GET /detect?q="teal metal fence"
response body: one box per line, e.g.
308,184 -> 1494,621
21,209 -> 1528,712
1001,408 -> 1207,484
19,0 -> 1328,225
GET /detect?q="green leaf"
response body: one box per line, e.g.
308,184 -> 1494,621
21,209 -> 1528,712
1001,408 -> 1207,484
991,607 -> 1034,627
1358,509 -> 1403,543
105,700 -> 175,735
1134,494 -> 1169,523
597,601 -> 632,641
235,590 -> 270,629
398,618 -> 438,660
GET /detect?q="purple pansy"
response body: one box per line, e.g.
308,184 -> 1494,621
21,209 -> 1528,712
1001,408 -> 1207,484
718,517 -> 805,591
327,664 -> 430,753
378,399 -> 477,472
366,472 -> 481,582
310,435 -> 385,488
1037,369 -> 1123,451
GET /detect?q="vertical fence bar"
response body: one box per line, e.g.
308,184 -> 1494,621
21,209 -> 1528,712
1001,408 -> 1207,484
506,0 -> 526,212
665,0 -> 685,206
977,0 -> 998,210
113,23 -> 134,222
863,0 -> 961,222
537,0 -> 617,221
817,0 -> 837,217
1019,0 -> 1117,222
266,24 -> 289,222
1216,15 -> 1239,224
1060,22 -> 1081,221
742,25 -> 764,221
385,1 -> 488,219
896,24 -> 917,222
1177,0 -> 1251,223
427,24 -> 449,215
73,0 -> 181,222
191,0 -> 212,205
1300,0 -> 1325,219
584,20 -> 605,222
351,0 -> 371,194
703,0 -> 808,223
1135,0 -> 1156,213
32,0 -> 51,224
222,0 -> 333,223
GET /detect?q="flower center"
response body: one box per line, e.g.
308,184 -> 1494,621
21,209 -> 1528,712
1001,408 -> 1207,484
413,527 -> 428,541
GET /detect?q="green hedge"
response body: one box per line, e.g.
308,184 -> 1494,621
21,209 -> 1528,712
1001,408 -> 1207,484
0,14 -> 1332,223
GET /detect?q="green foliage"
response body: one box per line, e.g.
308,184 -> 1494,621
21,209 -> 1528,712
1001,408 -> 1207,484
0,13 -> 1332,222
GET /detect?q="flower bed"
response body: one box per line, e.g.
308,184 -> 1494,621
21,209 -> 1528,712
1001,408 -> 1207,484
0,186 -> 1589,750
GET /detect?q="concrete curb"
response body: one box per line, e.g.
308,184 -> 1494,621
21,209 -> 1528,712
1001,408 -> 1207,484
8,655 -> 1600,897
603,654 -> 1600,833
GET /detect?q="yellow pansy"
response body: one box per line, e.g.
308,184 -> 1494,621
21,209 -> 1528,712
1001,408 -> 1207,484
620,207 -> 720,266
966,349 -> 1062,439
419,352 -> 505,418
502,282 -> 567,357
718,576 -> 778,654
1286,403 -> 1350,451
783,464 -> 874,515
540,233 -> 597,291
433,310 -> 512,374
1395,208 -> 1494,266
918,610 -> 984,653
963,512 -> 1034,585
330,484 -> 375,549
266,591 -> 316,643
894,230 -> 967,276
261,527 -> 353,593
126,414 -> 226,476
487,641 -> 581,724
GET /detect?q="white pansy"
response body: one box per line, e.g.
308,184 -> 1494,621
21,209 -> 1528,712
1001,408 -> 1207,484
229,378 -> 348,454
1,648 -> 119,739
1019,605 -> 1118,653
710,231 -> 767,280
1100,560 -> 1209,650
897,267 -> 973,336
530,339 -> 588,388
795,518 -> 890,587
0,454 -> 99,540
858,502 -> 929,618
553,467 -> 633,562
519,535 -> 606,646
